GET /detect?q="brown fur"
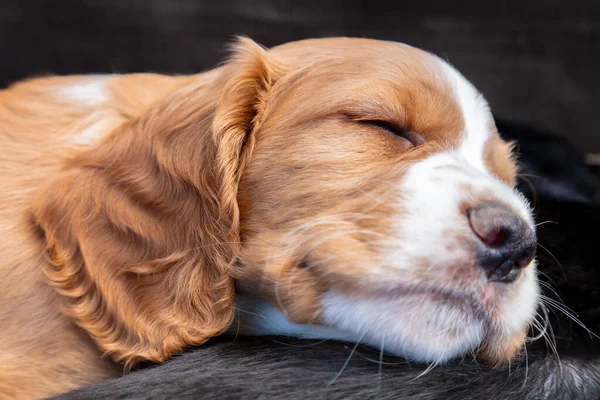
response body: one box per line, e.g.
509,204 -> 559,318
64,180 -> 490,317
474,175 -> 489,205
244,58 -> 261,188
485,124 -> 519,186
0,37 -> 519,398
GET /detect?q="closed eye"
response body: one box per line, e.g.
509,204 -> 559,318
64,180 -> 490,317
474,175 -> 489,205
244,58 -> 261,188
357,119 -> 425,148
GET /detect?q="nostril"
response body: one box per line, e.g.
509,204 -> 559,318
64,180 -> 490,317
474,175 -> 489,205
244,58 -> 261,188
468,203 -> 537,283
469,216 -> 507,247
468,206 -> 511,248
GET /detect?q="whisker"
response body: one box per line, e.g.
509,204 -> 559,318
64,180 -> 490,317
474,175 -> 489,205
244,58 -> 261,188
537,270 -> 559,291
537,242 -> 568,280
539,305 -> 560,362
328,333 -> 365,387
232,306 -> 264,318
518,173 -> 544,180
540,295 -> 599,339
413,360 -> 439,379
521,340 -> 529,390
527,317 -> 547,342
546,320 -> 562,369
518,175 -> 538,207
537,278 -> 572,343
378,336 -> 384,393
352,349 -> 410,366
233,307 -> 241,342
535,220 -> 559,227
357,187 -> 388,206
274,226 -> 384,315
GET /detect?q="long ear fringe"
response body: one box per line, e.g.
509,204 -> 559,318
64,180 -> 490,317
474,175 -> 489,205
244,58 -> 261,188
31,37 -> 281,366
213,37 -> 286,242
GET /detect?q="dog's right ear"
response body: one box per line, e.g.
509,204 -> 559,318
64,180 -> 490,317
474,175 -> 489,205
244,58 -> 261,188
31,37 -> 285,365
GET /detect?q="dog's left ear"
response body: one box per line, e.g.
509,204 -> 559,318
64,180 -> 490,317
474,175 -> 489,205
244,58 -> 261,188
212,37 -> 285,235
31,37 -> 284,365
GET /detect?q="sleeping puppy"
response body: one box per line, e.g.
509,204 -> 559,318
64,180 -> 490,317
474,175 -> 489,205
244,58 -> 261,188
0,37 -> 538,398
55,187 -> 600,400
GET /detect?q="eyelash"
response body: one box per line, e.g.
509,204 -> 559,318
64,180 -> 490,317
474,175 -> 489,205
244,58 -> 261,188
361,119 -> 405,136
357,119 -> 424,147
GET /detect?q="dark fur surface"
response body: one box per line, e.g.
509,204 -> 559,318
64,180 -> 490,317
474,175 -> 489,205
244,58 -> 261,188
53,337 -> 600,400
52,124 -> 600,399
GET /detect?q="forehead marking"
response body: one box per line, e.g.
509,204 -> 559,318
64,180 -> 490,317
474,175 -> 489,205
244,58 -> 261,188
433,57 -> 493,174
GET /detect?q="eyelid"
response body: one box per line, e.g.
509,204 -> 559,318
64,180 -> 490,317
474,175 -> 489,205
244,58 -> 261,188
353,118 -> 425,147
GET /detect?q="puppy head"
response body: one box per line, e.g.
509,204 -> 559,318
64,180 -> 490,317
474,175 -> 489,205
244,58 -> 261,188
236,38 -> 538,365
32,37 -> 538,367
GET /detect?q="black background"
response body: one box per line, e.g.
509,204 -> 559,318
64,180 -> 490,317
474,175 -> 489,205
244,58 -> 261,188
1,0 -> 599,153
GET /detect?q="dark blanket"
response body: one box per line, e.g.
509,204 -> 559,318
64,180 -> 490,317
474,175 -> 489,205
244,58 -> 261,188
53,123 -> 600,399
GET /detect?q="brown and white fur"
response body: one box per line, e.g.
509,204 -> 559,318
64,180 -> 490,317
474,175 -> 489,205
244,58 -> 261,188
0,37 -> 538,398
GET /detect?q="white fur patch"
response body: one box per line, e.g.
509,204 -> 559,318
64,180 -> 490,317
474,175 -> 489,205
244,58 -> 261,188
57,76 -> 115,145
69,111 -> 119,146
70,121 -> 109,145
434,58 -> 494,173
60,75 -> 109,106
321,291 -> 485,363
498,261 -> 540,336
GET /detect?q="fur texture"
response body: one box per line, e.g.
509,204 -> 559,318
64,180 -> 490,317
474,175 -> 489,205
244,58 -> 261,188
0,37 -> 563,398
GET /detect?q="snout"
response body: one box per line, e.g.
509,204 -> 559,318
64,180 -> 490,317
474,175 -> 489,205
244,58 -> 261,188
468,203 -> 537,283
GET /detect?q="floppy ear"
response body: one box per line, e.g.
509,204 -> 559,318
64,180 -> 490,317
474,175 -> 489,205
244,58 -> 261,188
31,38 -> 283,365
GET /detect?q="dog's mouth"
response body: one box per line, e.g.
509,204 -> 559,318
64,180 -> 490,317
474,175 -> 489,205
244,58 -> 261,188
320,273 -> 537,366
389,282 -> 480,306
236,249 -> 538,366
233,274 -> 533,366
342,278 -> 503,318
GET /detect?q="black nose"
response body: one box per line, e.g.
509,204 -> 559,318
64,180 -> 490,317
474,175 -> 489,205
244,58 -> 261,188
468,203 -> 537,283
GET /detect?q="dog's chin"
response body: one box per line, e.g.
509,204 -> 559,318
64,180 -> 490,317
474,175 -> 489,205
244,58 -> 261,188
320,278 -> 537,365
320,290 -> 485,364
232,266 -> 538,366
